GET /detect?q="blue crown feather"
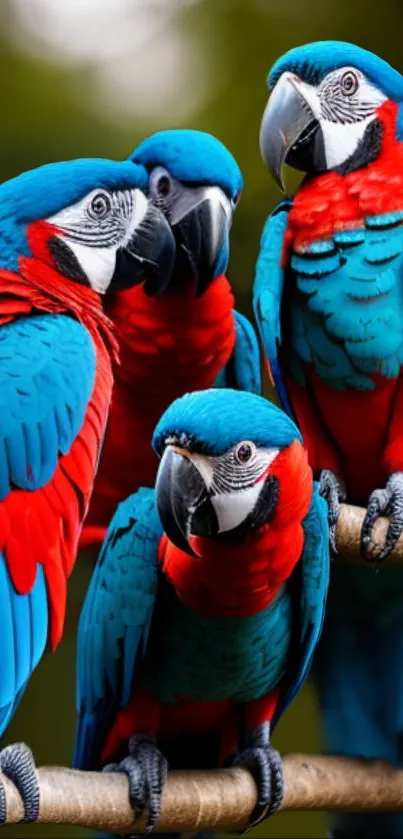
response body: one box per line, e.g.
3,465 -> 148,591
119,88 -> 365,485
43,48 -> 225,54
153,388 -> 302,456
268,41 -> 403,102
130,129 -> 243,200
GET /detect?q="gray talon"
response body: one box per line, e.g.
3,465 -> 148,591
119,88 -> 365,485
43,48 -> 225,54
361,472 -> 403,564
319,469 -> 346,556
0,742 -> 39,824
228,722 -> 284,828
103,733 -> 168,833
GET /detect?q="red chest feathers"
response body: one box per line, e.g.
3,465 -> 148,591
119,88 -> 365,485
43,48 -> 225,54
105,275 -> 236,400
87,277 -> 236,522
284,101 -> 403,255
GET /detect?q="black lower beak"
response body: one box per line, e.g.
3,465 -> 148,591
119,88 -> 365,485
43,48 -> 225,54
155,447 -> 218,555
260,74 -> 326,191
172,193 -> 230,296
113,203 -> 176,294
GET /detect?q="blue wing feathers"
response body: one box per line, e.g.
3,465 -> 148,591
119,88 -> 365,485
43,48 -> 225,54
74,487 -> 162,770
287,221 -> 403,389
231,310 -> 262,394
0,312 -> 96,737
253,201 -> 294,415
0,557 -> 48,739
0,313 -> 96,498
273,484 -> 329,726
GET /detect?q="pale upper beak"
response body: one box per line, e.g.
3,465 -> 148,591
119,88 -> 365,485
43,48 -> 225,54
259,71 -> 326,191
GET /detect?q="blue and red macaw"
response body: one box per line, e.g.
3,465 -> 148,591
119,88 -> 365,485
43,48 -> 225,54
74,388 -> 329,834
0,156 -> 175,822
81,130 -> 261,547
254,40 -> 403,837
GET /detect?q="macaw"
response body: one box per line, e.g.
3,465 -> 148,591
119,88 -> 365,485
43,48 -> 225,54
74,387 -> 329,835
0,156 -> 175,823
255,41 -> 403,837
81,130 -> 261,548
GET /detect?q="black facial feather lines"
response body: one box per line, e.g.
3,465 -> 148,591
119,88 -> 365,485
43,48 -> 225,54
55,191 -> 133,248
210,449 -> 265,495
319,73 -> 379,125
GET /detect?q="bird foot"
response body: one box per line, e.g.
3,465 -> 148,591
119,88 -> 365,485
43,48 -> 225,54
0,742 -> 39,823
227,722 -> 283,828
103,733 -> 168,833
319,470 -> 346,556
361,472 -> 403,564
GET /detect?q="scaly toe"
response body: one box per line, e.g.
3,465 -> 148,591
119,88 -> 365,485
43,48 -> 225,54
0,742 -> 39,823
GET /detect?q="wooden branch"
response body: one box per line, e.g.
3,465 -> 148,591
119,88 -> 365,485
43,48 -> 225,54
336,502 -> 403,564
4,754 -> 403,833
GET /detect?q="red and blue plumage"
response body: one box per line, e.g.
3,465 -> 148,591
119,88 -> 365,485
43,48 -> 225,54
0,156 -> 175,821
255,41 -> 403,837
256,96 -> 403,503
74,388 -> 329,833
82,131 -> 261,544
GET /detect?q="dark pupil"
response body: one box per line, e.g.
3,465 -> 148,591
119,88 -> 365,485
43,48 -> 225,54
157,176 -> 171,197
92,195 -> 109,215
342,73 -> 356,93
237,444 -> 252,463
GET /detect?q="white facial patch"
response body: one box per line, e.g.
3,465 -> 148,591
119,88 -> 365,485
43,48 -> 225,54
188,445 -> 280,534
211,481 -> 267,533
321,116 -> 378,169
47,187 -> 148,293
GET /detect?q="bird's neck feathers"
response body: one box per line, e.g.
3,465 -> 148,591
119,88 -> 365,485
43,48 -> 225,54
160,440 -> 313,618
0,221 -> 118,360
284,99 -> 403,254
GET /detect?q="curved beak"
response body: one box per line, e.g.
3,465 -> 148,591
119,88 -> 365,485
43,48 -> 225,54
170,186 -> 232,295
113,201 -> 176,295
259,72 -> 326,191
155,447 -> 218,556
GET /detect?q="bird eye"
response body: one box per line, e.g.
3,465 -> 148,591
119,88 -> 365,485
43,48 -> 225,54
88,191 -> 112,220
234,441 -> 255,464
156,175 -> 172,198
340,70 -> 359,96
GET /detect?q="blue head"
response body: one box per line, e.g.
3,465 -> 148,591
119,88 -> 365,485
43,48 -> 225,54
0,158 -> 176,296
153,388 -> 307,555
260,41 -> 403,190
130,130 -> 243,295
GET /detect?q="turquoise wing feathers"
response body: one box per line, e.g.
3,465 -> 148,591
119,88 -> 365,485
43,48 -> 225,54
0,313 -> 96,498
74,488 -> 162,770
253,200 -> 294,414
273,483 -> 329,726
0,312 -> 96,736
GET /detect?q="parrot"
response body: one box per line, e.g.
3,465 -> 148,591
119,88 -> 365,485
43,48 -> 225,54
254,40 -> 403,837
81,130 -> 261,548
0,155 -> 175,823
74,387 -> 329,836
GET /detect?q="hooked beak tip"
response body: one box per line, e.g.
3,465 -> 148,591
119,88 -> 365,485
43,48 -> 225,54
259,73 -> 322,189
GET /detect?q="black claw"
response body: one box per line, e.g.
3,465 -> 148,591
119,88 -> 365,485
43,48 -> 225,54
361,472 -> 403,564
319,470 -> 346,557
0,742 -> 39,824
103,734 -> 168,833
228,723 -> 283,828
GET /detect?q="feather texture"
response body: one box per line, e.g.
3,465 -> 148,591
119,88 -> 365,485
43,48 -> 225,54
74,479 -> 328,767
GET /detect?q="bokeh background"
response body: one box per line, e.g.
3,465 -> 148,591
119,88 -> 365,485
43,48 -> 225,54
2,0 -> 403,835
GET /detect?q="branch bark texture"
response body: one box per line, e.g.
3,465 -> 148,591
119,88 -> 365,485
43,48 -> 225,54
4,754 -> 403,833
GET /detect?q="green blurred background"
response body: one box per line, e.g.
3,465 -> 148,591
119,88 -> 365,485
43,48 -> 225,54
2,0 -> 403,835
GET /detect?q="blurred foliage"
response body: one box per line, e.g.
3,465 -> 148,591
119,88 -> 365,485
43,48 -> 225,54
1,0 -> 403,835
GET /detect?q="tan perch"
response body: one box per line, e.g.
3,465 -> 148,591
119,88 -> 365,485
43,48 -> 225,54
337,502 -> 403,563
3,754 -> 403,832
